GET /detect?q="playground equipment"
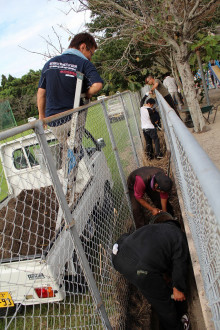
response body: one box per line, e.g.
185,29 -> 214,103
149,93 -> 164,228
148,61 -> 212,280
207,60 -> 220,89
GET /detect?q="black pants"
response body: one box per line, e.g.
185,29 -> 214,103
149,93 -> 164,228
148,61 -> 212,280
143,128 -> 160,159
112,253 -> 185,330
164,94 -> 181,118
128,188 -> 174,228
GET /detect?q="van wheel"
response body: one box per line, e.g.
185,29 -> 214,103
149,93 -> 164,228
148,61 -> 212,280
102,181 -> 114,219
0,304 -> 22,318
64,256 -> 88,295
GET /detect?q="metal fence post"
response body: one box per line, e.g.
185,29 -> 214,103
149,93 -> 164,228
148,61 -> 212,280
128,91 -> 144,150
101,100 -> 136,228
119,94 -> 140,168
134,91 -> 141,111
35,121 -> 113,330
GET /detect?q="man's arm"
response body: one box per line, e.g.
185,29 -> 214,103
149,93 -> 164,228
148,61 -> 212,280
161,198 -> 168,212
86,82 -> 103,99
37,88 -> 46,120
136,198 -> 161,215
149,81 -> 159,94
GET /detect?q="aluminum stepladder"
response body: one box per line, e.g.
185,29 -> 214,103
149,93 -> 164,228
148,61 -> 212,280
56,71 -> 89,230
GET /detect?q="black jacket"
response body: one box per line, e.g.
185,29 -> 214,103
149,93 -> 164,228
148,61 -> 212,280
112,221 -> 189,292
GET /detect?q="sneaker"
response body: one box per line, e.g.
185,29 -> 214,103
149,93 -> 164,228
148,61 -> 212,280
181,314 -> 190,330
156,154 -> 163,159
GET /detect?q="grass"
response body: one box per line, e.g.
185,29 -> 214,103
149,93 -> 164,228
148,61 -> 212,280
0,129 -> 35,201
86,104 -> 135,191
0,161 -> 8,201
0,295 -> 101,329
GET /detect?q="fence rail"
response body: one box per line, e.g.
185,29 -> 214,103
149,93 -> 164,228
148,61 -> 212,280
156,90 -> 220,330
0,92 -> 142,329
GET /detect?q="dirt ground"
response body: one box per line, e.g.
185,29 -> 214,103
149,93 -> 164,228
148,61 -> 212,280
190,88 -> 220,170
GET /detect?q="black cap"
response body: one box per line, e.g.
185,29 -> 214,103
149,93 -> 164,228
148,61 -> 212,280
155,172 -> 172,192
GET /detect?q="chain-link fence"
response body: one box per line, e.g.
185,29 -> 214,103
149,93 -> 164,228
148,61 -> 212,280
0,91 -> 143,329
156,90 -> 220,330
0,100 -> 17,132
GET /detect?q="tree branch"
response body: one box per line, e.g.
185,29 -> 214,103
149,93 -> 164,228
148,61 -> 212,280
189,0 -> 218,21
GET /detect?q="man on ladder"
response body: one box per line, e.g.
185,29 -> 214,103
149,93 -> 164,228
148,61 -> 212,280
37,32 -> 103,141
37,32 -> 103,226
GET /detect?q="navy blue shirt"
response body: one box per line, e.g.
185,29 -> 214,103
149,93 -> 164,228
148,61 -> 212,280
38,52 -> 103,125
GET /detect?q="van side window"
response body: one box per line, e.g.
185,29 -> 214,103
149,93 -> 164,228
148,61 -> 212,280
25,146 -> 39,167
13,149 -> 28,170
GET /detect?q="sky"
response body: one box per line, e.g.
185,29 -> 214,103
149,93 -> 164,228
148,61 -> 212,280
0,0 -> 90,80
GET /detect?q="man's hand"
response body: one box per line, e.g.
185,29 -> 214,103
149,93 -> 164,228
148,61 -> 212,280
151,208 -> 161,216
173,287 -> 186,301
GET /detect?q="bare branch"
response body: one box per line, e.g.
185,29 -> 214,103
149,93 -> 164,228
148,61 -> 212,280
188,0 -> 200,19
18,45 -> 51,60
189,0 -> 219,21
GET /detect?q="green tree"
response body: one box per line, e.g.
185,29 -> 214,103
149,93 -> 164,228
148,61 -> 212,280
65,0 -> 219,132
0,70 -> 41,122
1,75 -> 8,88
92,37 -> 154,94
190,34 -> 220,69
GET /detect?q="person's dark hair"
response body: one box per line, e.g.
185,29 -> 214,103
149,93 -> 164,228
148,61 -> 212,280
152,212 -> 174,224
146,98 -> 156,105
154,172 -> 173,192
145,75 -> 154,84
69,32 -> 97,50
162,73 -> 168,79
152,212 -> 181,228
140,95 -> 148,107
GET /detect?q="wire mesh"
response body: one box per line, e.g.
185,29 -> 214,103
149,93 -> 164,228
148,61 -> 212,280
0,92 -> 141,329
0,100 -> 17,131
156,91 -> 220,330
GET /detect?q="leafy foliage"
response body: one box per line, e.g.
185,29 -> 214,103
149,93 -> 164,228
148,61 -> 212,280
0,70 -> 41,122
92,37 -> 154,94
190,34 -> 220,70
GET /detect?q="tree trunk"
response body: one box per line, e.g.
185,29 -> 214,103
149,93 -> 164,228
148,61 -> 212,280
175,58 -> 205,132
170,54 -> 187,106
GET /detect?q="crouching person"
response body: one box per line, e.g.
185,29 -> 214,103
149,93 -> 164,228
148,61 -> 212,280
127,166 -> 174,228
112,212 -> 190,330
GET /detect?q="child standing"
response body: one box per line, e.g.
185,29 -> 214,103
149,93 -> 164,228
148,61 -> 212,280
140,98 -> 163,160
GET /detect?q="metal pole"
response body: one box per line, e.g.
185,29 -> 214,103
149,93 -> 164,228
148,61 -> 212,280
35,121 -> 112,330
119,94 -> 140,167
196,49 -> 210,106
128,91 -> 144,151
101,100 -> 136,228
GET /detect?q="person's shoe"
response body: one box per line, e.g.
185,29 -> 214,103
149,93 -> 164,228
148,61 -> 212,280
181,314 -> 190,330
155,154 -> 163,159
146,153 -> 153,160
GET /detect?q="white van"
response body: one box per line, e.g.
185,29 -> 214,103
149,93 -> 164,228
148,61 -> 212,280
0,128 -> 113,309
